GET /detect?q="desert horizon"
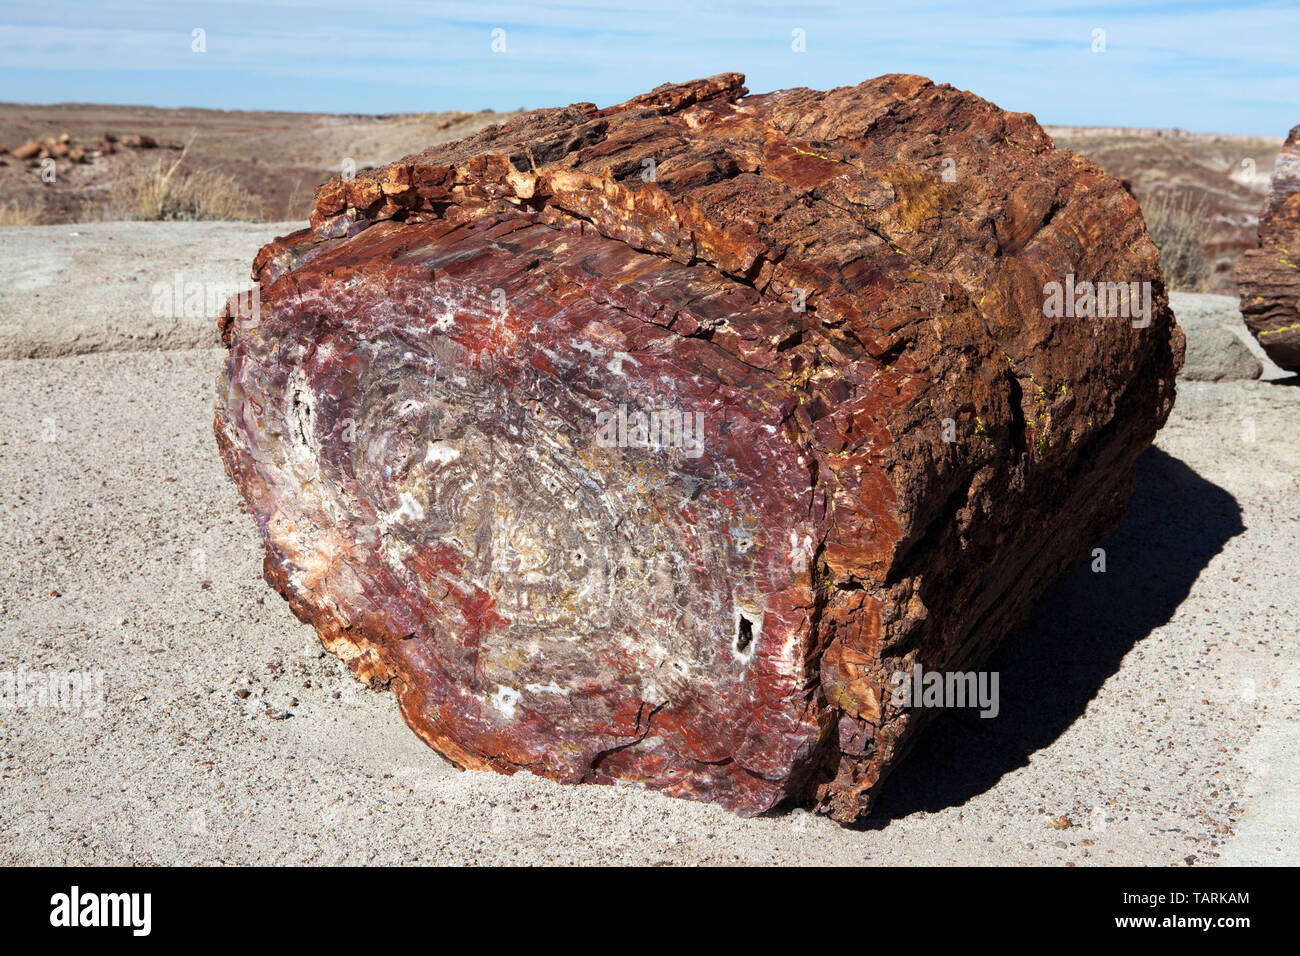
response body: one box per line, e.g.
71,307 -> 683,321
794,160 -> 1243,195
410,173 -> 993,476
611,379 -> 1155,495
3,99 -> 1284,297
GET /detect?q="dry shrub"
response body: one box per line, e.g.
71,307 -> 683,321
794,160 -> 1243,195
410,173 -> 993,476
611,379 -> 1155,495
110,140 -> 261,221
0,199 -> 43,226
1142,193 -> 1210,292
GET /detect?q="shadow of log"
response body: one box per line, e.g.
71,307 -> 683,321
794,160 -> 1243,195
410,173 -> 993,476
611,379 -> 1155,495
859,445 -> 1245,826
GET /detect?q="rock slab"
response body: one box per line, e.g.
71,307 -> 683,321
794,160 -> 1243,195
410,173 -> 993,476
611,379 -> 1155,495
1171,293 -> 1263,382
214,74 -> 1182,822
1237,124 -> 1300,372
1179,325 -> 1262,382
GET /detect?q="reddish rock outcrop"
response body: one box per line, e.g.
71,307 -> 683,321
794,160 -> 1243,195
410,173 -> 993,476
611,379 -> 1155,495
215,73 -> 1182,822
1237,125 -> 1300,371
3,130 -> 168,168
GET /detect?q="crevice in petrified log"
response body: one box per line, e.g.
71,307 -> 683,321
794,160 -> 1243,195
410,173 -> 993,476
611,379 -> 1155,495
217,72 -> 1182,822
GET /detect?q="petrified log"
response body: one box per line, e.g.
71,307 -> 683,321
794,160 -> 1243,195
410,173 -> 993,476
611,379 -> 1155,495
215,73 -> 1182,822
1237,125 -> 1300,372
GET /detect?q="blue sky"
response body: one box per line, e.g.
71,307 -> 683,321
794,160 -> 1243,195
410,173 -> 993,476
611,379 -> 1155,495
1,1 -> 1296,135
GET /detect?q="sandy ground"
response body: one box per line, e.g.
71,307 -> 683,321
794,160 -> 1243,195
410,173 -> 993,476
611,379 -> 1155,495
0,221 -> 298,358
0,224 -> 1296,866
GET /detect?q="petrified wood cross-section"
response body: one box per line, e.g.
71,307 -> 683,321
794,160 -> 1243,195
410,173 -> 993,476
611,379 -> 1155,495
215,73 -> 1182,822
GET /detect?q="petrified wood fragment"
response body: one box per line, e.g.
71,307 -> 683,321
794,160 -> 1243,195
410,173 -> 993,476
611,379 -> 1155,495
215,73 -> 1182,822
1237,124 -> 1300,371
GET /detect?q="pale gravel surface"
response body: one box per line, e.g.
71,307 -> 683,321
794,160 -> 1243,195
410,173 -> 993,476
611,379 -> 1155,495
0,222 -> 294,359
0,226 -> 1296,866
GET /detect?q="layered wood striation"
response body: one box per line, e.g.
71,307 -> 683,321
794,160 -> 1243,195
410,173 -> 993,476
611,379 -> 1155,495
1237,124 -> 1300,371
215,73 -> 1182,821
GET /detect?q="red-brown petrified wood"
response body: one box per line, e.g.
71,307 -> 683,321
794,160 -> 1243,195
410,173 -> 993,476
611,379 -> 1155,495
215,73 -> 1182,822
1237,124 -> 1300,372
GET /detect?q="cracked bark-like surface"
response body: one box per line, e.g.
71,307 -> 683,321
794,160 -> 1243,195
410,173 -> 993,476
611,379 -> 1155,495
215,73 -> 1183,822
1237,124 -> 1300,372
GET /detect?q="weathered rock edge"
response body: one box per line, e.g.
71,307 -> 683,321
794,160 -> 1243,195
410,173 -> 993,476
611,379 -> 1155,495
214,73 -> 1183,822
1237,124 -> 1300,372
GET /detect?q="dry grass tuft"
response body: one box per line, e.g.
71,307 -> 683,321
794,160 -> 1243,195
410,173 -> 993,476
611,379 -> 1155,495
109,135 -> 262,222
0,199 -> 43,227
1142,193 -> 1211,292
